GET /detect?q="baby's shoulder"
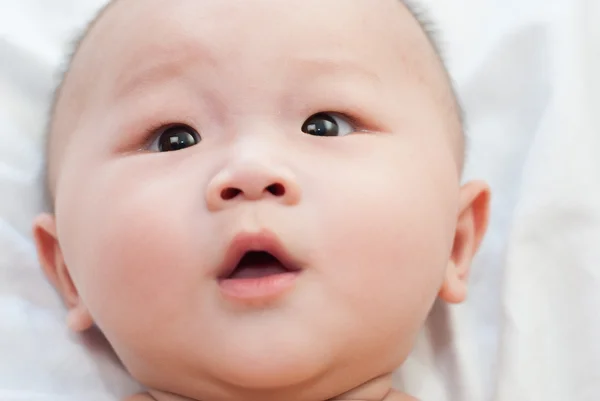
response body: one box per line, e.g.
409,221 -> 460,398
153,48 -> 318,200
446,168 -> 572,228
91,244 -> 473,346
386,390 -> 419,401
123,394 -> 155,401
121,391 -> 416,401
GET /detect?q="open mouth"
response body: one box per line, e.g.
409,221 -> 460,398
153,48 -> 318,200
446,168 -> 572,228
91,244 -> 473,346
217,232 -> 302,302
227,251 -> 291,280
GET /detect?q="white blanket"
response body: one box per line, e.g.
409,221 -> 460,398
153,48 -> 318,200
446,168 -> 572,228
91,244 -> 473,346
1,0 -> 598,400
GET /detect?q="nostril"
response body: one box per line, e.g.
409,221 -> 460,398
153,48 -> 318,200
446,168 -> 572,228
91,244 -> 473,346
219,184 -> 286,201
266,183 -> 286,197
221,188 -> 242,201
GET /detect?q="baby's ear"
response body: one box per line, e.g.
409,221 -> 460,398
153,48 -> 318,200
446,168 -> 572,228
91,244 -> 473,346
438,181 -> 491,304
32,214 -> 94,332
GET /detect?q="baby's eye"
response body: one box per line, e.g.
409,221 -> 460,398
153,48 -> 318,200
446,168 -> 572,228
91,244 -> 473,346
151,124 -> 201,152
301,113 -> 354,137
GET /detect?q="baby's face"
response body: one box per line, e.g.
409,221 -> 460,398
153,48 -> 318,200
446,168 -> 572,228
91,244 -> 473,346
39,0 -> 487,400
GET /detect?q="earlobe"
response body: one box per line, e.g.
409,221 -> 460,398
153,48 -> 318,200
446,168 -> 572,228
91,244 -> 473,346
439,180 -> 491,304
32,214 -> 94,332
67,303 -> 94,332
438,261 -> 467,304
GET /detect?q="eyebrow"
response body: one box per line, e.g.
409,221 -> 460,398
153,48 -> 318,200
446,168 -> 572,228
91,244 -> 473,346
287,56 -> 382,85
114,62 -> 188,99
112,46 -> 381,102
112,41 -> 219,99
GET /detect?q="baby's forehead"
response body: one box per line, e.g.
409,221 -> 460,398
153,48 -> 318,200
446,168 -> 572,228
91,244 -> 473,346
95,0 -> 436,73
67,0 -> 448,100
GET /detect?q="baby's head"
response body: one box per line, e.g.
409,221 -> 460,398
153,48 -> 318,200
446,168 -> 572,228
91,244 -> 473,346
34,0 -> 490,400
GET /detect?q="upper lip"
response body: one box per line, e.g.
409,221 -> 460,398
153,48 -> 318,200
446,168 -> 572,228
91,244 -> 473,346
217,231 -> 301,279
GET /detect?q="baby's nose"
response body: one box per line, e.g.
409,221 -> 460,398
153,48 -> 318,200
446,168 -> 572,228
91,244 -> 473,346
205,162 -> 301,211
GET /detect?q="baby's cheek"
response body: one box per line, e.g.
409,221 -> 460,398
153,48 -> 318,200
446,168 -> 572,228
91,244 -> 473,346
322,204 -> 445,320
315,158 -> 456,327
65,178 -> 204,338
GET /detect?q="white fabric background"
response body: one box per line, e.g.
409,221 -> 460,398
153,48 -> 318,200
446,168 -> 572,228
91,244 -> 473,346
1,0 -> 598,400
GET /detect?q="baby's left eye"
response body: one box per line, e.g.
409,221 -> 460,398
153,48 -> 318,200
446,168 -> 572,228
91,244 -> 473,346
150,124 -> 201,152
301,113 -> 354,137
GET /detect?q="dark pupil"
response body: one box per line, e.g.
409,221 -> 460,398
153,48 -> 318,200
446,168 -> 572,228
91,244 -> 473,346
159,127 -> 198,152
303,114 -> 339,137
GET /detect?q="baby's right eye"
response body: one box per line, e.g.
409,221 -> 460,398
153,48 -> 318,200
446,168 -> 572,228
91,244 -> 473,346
150,124 -> 202,152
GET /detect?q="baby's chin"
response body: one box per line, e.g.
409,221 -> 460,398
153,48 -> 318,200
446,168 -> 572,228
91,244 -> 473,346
130,344 -> 333,398
209,343 -> 334,390
122,333 -> 401,401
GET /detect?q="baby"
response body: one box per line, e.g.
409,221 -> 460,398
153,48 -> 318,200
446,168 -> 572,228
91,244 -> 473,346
33,0 -> 490,400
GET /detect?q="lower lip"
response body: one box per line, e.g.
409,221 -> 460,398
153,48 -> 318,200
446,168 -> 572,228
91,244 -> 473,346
219,271 -> 300,303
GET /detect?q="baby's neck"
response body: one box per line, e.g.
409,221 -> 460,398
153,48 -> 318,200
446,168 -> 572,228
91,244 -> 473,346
142,373 -> 417,401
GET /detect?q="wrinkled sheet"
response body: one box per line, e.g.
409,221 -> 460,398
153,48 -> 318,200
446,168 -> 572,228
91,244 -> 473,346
1,0 -> 599,400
